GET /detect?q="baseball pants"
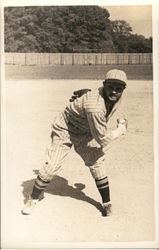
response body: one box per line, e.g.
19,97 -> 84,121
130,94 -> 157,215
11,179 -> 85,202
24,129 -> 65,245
38,114 -> 107,182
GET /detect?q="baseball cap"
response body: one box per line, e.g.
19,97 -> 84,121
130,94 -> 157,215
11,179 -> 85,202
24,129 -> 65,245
104,69 -> 127,86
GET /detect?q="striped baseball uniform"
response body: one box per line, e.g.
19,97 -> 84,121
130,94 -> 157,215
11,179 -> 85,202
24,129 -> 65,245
38,86 -> 122,183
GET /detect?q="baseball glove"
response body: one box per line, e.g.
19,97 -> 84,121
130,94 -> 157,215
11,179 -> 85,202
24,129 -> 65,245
69,88 -> 91,102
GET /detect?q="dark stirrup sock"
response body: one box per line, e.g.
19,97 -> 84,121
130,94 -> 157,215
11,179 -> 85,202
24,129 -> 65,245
95,176 -> 110,203
31,175 -> 50,200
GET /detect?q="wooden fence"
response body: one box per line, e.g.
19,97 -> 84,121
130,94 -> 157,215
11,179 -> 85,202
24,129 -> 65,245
5,53 -> 152,65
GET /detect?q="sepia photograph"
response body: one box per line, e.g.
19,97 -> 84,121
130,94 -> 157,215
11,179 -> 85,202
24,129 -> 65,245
1,0 -> 159,249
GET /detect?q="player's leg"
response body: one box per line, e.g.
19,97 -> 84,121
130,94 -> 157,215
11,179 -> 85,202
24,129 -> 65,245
74,137 -> 111,216
89,152 -> 112,216
22,135 -> 72,215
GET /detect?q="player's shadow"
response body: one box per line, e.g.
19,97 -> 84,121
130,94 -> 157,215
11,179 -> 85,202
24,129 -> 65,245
21,170 -> 103,214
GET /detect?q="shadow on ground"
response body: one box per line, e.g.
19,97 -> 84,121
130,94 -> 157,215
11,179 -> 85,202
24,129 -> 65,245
21,170 -> 103,215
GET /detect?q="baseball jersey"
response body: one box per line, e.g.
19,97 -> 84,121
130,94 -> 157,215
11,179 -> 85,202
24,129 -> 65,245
62,87 -> 122,148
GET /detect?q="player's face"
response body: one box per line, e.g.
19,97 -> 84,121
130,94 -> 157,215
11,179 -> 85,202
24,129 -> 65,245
103,81 -> 126,102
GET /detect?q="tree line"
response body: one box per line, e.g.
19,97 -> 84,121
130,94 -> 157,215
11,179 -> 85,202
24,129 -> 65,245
4,6 -> 152,53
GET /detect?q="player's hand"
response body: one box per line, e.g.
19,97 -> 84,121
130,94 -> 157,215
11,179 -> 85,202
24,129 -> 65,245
117,118 -> 128,135
69,89 -> 91,102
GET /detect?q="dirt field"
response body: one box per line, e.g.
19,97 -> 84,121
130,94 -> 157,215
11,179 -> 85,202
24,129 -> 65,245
2,79 -> 156,248
5,64 -> 153,80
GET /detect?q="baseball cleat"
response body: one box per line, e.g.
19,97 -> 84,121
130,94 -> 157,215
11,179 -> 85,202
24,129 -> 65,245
102,202 -> 112,217
22,197 -> 38,215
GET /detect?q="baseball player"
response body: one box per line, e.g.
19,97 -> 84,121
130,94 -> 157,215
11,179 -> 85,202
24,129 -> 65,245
22,69 -> 128,216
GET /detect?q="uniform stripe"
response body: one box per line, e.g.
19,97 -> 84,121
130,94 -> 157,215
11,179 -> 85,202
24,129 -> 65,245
95,177 -> 108,185
95,177 -> 109,190
96,181 -> 109,189
35,178 -> 49,188
37,175 -> 50,184
98,184 -> 109,190
34,183 -> 47,190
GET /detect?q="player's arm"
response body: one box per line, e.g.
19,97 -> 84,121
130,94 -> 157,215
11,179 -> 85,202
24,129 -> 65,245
87,112 -> 127,147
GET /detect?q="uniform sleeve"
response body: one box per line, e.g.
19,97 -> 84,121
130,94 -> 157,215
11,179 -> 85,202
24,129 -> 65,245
87,112 -> 113,147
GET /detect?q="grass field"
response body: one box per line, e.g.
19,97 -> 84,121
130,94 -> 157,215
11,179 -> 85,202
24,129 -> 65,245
5,64 -> 153,80
2,78 -> 155,248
